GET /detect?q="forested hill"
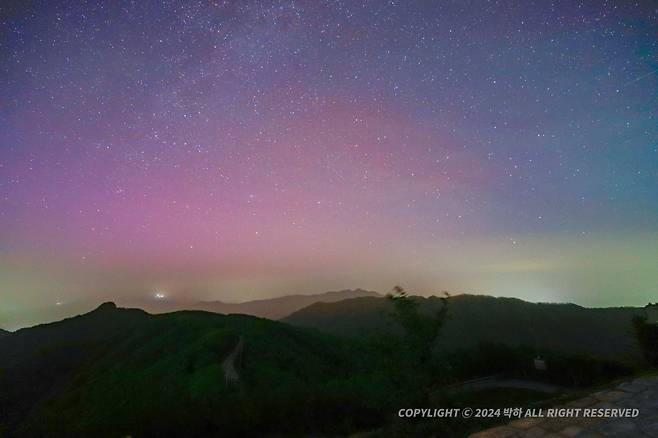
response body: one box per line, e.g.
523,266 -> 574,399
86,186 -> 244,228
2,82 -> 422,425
0,302 -> 395,437
283,294 -> 646,360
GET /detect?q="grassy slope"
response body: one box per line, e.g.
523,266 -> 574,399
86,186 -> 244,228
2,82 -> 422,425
0,304 -> 398,437
283,294 -> 645,360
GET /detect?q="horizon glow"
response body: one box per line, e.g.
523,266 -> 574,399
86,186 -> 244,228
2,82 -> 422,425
1,1 -> 657,313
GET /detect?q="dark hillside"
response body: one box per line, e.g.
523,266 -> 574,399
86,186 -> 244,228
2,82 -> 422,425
0,304 -> 397,437
284,294 -> 644,360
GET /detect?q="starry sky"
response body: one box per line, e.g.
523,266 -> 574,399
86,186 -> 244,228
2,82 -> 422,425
1,0 -> 657,313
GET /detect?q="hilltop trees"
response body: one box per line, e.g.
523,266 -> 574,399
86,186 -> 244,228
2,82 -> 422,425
382,286 -> 449,406
387,286 -> 448,367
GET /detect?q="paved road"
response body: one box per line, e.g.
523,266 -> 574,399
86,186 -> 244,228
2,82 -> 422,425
222,336 -> 243,383
450,376 -> 563,395
470,375 -> 658,437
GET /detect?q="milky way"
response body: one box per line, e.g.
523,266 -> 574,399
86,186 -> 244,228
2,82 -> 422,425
1,1 -> 657,310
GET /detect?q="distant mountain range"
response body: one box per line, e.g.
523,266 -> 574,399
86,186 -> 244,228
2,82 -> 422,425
2,290 -> 650,363
192,288 -> 381,320
0,289 -> 381,330
283,294 -> 648,361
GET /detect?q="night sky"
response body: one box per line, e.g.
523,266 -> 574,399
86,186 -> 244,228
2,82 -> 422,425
1,1 -> 657,312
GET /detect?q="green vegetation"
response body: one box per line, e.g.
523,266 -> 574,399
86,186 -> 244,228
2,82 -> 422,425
387,286 -> 447,366
0,305 -> 400,437
446,342 -> 633,388
0,294 -> 650,437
